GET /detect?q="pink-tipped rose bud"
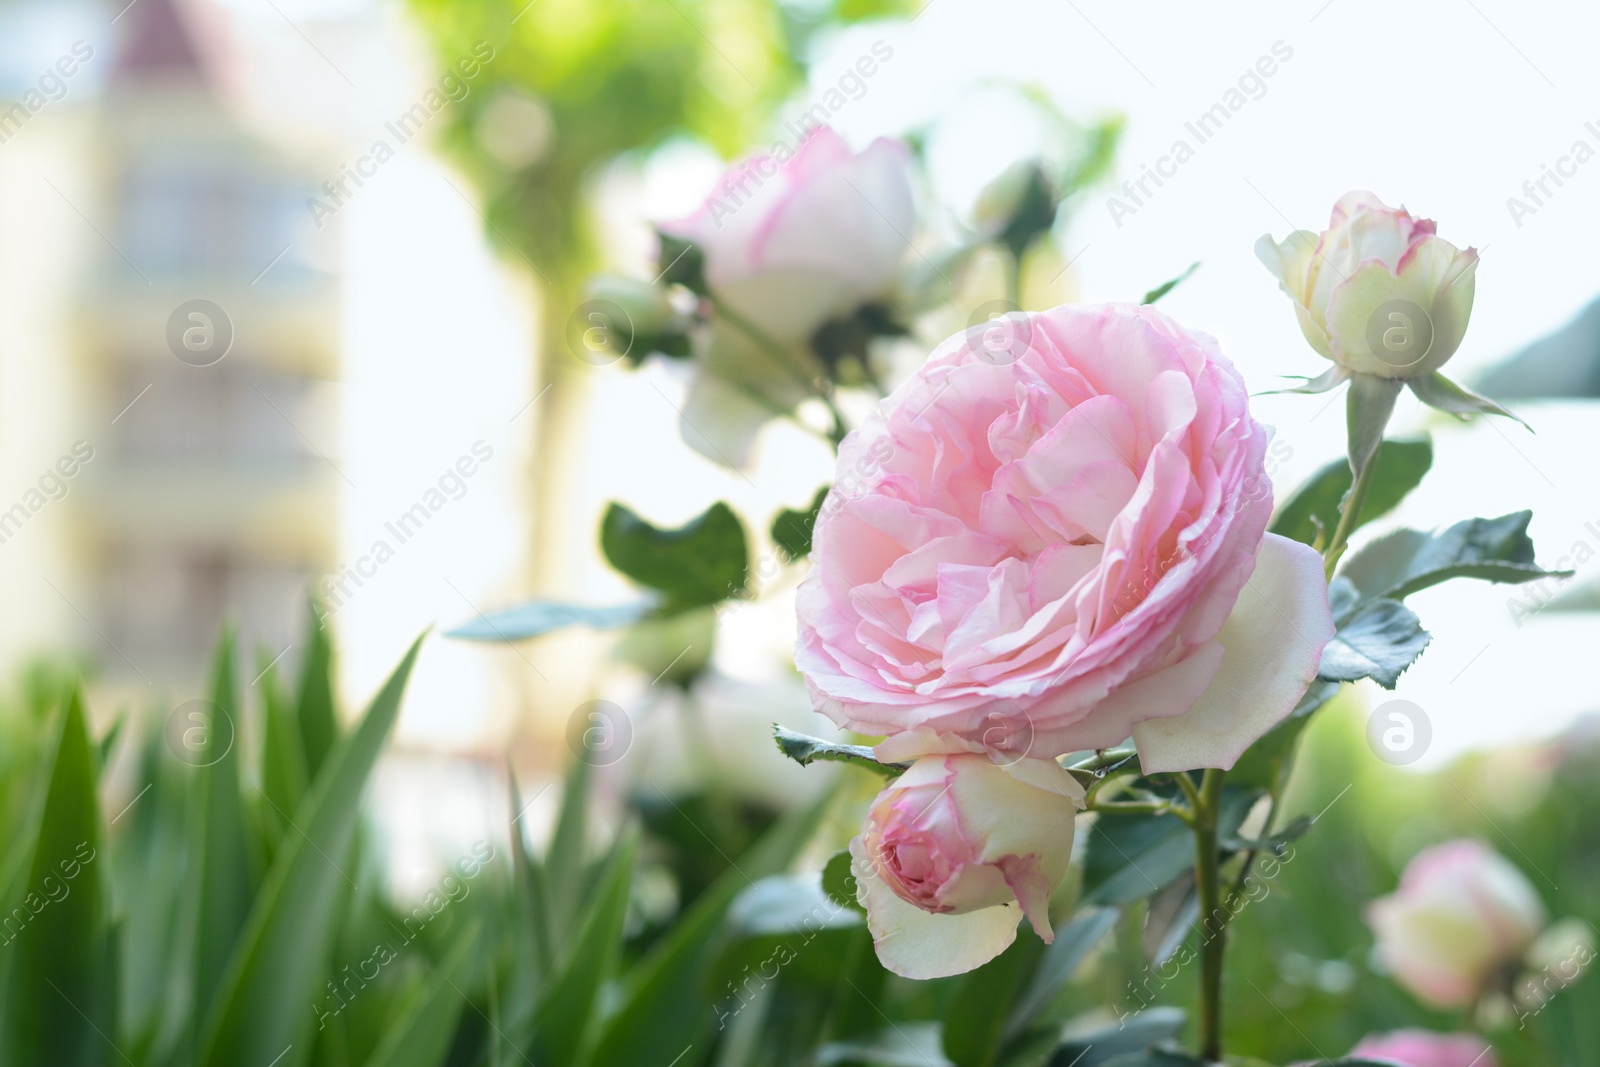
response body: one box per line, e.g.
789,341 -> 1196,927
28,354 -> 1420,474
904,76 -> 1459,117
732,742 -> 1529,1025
850,753 -> 1082,979
1256,191 -> 1478,380
659,128 -> 914,466
1366,839 -> 1547,1008
1349,1030 -> 1498,1067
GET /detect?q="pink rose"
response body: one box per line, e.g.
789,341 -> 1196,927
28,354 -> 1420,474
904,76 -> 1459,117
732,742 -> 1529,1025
796,302 -> 1333,772
1367,839 -> 1547,1008
1349,1030 -> 1498,1067
661,128 -> 914,465
1255,191 -> 1478,381
850,753 -> 1083,978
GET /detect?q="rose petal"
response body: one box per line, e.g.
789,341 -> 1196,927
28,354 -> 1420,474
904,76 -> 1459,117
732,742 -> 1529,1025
1132,533 -> 1333,773
850,836 -> 1021,978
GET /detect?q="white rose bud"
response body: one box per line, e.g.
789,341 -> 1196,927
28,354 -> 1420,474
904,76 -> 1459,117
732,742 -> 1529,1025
1366,839 -> 1547,1008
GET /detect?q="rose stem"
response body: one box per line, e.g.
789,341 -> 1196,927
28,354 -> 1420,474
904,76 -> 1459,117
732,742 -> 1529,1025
1321,442 -> 1381,579
1191,767 -> 1228,1061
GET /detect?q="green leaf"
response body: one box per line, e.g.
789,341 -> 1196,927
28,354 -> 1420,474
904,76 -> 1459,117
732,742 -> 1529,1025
1346,374 -> 1404,480
364,919 -> 483,1067
1409,370 -> 1529,428
0,686 -> 113,1067
772,727 -> 909,778
585,788 -> 835,1067
446,598 -> 653,641
1140,261 -> 1199,306
531,831 -> 638,1065
772,487 -> 829,561
296,602 -> 339,782
1048,1007 -> 1186,1066
197,633 -> 426,1067
656,230 -> 707,295
1271,437 -> 1432,548
1318,586 -> 1431,689
1004,907 -> 1119,1041
943,932 -> 1044,1067
820,850 -> 862,914
601,502 -> 749,610
188,630 -> 256,1029
1080,811 -> 1192,906
1340,511 -> 1568,602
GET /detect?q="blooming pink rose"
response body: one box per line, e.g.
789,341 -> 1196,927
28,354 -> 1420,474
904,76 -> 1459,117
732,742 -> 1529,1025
850,753 -> 1083,978
1349,1030 -> 1498,1067
661,128 -> 914,465
1256,191 -> 1478,382
1367,839 -> 1547,1008
796,302 -> 1334,772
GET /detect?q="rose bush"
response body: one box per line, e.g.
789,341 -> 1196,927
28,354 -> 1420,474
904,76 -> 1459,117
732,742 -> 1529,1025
661,128 -> 914,464
849,753 -> 1083,978
1366,838 -> 1548,1008
796,301 -> 1334,773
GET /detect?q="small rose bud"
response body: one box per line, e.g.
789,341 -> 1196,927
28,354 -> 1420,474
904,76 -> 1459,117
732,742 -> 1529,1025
850,753 -> 1082,979
1256,191 -> 1478,381
1366,839 -> 1547,1008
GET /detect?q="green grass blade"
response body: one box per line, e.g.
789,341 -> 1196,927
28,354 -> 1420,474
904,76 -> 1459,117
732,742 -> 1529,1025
0,685 -> 114,1067
188,628 -> 257,1033
585,788 -> 835,1067
531,830 -> 638,1064
364,918 -> 483,1067
259,651 -> 309,846
197,633 -> 426,1067
296,603 -> 340,781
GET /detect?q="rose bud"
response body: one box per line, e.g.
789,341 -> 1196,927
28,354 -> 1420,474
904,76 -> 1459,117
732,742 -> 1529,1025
1366,839 -> 1548,1008
849,753 -> 1082,978
1256,191 -> 1477,382
1345,1030 -> 1499,1067
659,128 -> 914,466
797,302 -> 1333,774
1256,193 -> 1518,453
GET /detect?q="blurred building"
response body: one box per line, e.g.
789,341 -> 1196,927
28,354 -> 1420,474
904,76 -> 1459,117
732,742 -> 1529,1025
0,0 -> 343,684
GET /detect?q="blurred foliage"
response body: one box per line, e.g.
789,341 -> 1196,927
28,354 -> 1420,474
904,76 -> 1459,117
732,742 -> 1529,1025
406,0 -> 918,278
0,609 -> 1595,1064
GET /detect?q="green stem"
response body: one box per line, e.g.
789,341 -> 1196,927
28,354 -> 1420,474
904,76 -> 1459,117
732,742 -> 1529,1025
708,295 -> 849,446
1002,247 -> 1023,309
1193,768 -> 1228,1062
1322,448 -> 1380,579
